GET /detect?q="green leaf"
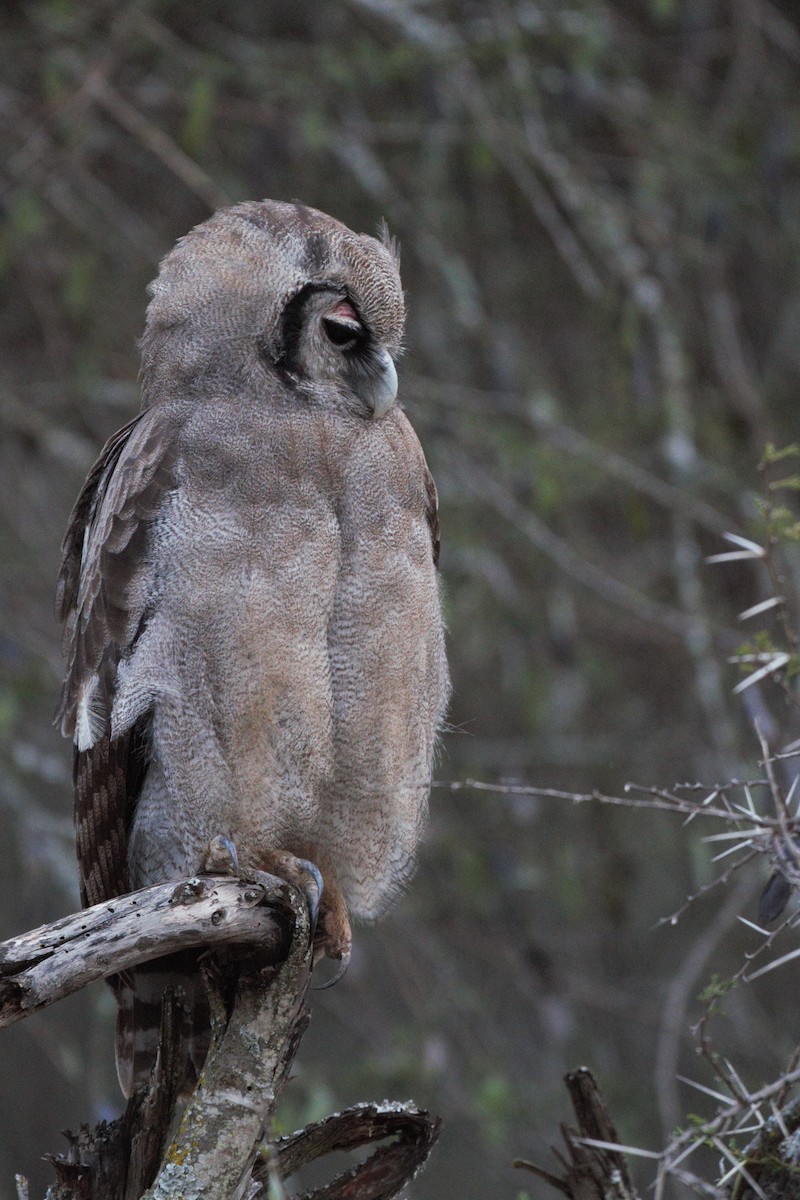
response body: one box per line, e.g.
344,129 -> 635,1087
762,442 -> 800,466
181,76 -> 216,157
698,973 -> 735,1004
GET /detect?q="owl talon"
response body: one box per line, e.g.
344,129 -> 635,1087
259,851 -> 323,939
202,834 -> 239,875
289,856 -> 323,936
313,949 -> 351,990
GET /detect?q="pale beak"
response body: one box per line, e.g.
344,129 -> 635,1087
366,349 -> 398,418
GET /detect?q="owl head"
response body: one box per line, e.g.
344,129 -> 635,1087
140,199 -> 405,419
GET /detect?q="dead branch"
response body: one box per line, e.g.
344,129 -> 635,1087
4,877 -> 441,1199
515,1067 -> 642,1200
263,1101 -> 442,1200
142,880 -> 313,1200
0,873 -> 290,1028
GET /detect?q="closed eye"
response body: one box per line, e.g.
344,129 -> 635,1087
322,298 -> 366,351
322,315 -> 363,348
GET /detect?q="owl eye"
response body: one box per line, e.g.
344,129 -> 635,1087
322,299 -> 365,351
322,316 -> 362,348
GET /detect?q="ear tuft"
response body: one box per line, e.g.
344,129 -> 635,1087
378,219 -> 400,264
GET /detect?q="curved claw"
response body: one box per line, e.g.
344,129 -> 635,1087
313,950 -> 351,990
289,856 -> 323,937
202,834 -> 239,876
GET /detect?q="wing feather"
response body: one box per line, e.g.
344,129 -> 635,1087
57,409 -> 178,907
56,410 -> 178,741
423,464 -> 441,569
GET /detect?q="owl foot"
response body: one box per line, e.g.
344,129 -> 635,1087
257,851 -> 350,975
259,850 -> 323,940
314,884 -> 352,975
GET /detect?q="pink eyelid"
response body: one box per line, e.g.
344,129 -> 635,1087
328,299 -> 359,323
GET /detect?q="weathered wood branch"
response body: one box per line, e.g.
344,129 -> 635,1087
515,1067 -> 641,1200
265,1100 -> 442,1200
0,873 -> 290,1028
142,881 -> 313,1200
4,876 -> 441,1200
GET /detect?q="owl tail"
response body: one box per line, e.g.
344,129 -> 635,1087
112,950 -> 212,1099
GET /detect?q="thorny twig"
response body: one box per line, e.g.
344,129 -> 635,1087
440,736 -> 800,1196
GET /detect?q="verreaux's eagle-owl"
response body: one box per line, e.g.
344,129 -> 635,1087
56,199 -> 450,1095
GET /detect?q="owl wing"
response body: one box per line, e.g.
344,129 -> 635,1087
56,408 -> 178,906
423,463 -> 441,569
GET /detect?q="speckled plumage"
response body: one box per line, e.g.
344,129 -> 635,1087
57,199 -> 449,1095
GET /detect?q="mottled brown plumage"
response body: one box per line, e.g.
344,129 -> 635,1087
57,199 -> 449,1096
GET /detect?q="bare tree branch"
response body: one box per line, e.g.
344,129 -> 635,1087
3,876 -> 441,1199
265,1101 -> 442,1200
142,882 -> 312,1200
515,1067 -> 642,1200
0,873 -> 290,1028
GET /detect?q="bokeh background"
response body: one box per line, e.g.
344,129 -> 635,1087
2,2 -> 800,1197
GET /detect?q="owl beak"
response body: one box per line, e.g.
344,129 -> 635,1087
366,348 -> 398,419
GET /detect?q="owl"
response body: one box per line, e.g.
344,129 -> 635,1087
56,199 -> 449,1096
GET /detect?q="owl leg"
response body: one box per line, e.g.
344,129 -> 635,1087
258,849 -> 324,941
315,881 -> 352,966
258,850 -> 350,967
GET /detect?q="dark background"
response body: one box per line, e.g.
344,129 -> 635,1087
2,2 -> 800,1197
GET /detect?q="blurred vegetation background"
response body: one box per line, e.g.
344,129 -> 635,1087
2,1 -> 800,1197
